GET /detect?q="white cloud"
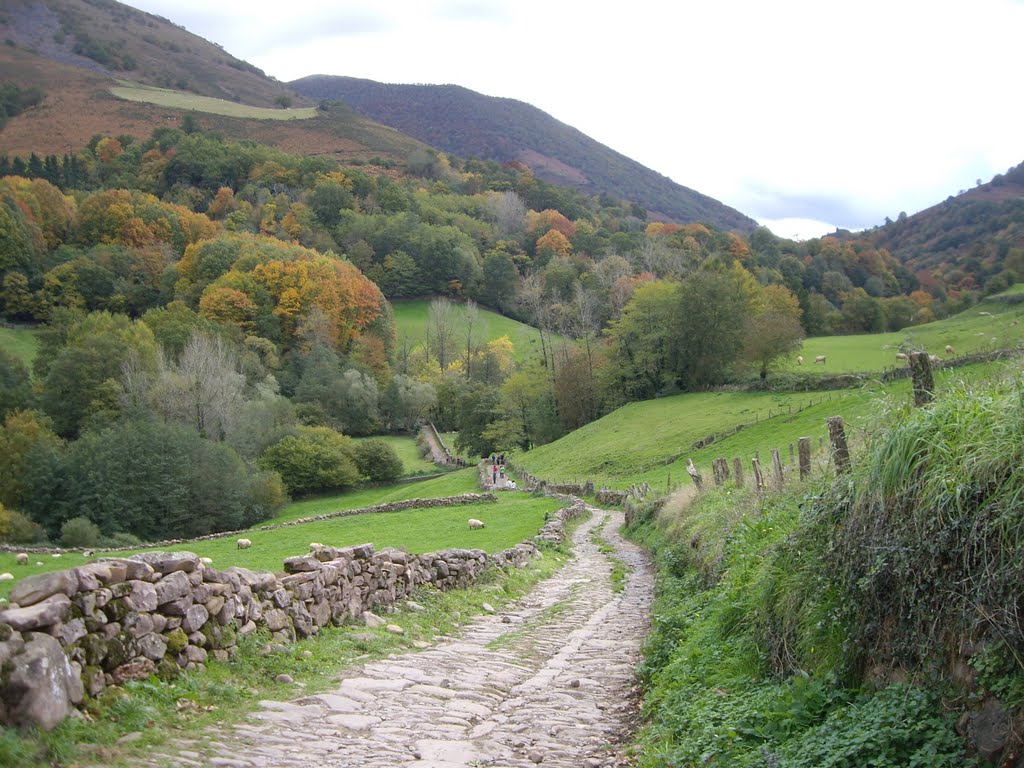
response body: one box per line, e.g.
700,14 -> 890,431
124,0 -> 1024,233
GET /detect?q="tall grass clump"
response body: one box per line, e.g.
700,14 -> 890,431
796,367 -> 1024,677
621,368 -> 1024,766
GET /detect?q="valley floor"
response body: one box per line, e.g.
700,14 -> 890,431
136,506 -> 652,768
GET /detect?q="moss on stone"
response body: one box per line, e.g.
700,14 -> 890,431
164,627 -> 188,654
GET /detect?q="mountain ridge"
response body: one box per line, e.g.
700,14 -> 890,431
290,75 -> 757,233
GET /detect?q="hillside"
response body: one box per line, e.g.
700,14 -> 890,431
0,0 -> 427,163
856,160 -> 1024,292
290,75 -> 758,233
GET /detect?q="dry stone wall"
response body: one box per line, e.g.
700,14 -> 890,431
0,501 -> 580,732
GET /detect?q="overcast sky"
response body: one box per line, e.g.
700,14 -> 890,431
125,0 -> 1024,239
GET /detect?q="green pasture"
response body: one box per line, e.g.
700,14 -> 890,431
391,299 -> 561,365
513,359 -> 1016,491
0,491 -> 559,599
110,82 -> 317,120
354,434 -> 438,476
511,390 -> 816,488
781,287 -> 1024,375
269,467 -> 480,524
0,325 -> 38,369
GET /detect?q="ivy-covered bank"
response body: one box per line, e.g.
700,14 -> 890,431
625,366 -> 1024,767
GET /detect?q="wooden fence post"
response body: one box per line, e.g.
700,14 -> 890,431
909,351 -> 935,407
771,448 -> 785,486
798,437 -> 811,480
751,457 -> 765,492
686,458 -> 704,490
733,458 -> 744,487
712,457 -> 729,486
827,416 -> 850,475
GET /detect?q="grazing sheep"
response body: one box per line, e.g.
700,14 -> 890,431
82,550 -> 94,557
200,557 -> 213,565
0,573 -> 12,581
35,561 -> 43,566
15,553 -> 28,565
468,518 -> 485,529
52,553 -> 61,558
814,355 -> 826,364
237,538 -> 252,549
945,344 -> 954,355
796,355 -> 804,365
895,352 -> 908,361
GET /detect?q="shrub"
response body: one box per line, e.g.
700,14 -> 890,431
355,439 -> 403,482
0,502 -> 46,544
258,426 -> 360,495
106,531 -> 142,548
59,516 -> 101,547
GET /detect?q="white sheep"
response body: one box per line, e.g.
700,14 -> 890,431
200,557 -> 213,565
468,518 -> 486,529
52,553 -> 61,558
814,355 -> 826,364
15,553 -> 28,565
796,355 -> 804,365
929,354 -> 941,364
945,344 -> 954,355
0,573 -> 13,581
895,352 -> 908,361
237,538 -> 252,549
309,542 -> 323,550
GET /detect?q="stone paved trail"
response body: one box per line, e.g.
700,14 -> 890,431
146,506 -> 653,768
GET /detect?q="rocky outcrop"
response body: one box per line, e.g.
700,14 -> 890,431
0,501 -> 580,732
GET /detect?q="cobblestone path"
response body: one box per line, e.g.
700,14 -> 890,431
148,506 -> 653,768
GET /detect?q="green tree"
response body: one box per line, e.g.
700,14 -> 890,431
0,348 -> 34,418
258,426 -> 360,495
59,417 -> 273,539
40,311 -> 158,437
673,267 -> 755,389
480,249 -> 518,312
604,280 -> 680,401
380,374 -> 436,432
355,439 -> 403,482
0,410 -> 62,510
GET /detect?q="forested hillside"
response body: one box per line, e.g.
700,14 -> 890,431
853,160 -> 1024,295
290,75 -> 758,233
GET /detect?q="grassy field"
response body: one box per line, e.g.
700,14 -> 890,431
0,325 -> 38,369
354,434 -> 438,476
780,286 -> 1024,375
110,82 -> 318,120
269,467 -> 480,524
391,299 -> 562,365
0,489 -> 559,599
513,360 -> 1016,491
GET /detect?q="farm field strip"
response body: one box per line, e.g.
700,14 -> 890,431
110,82 -> 318,120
